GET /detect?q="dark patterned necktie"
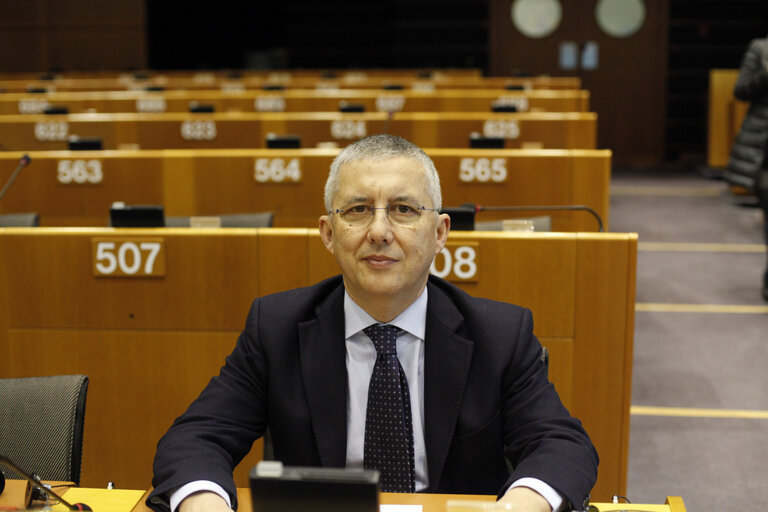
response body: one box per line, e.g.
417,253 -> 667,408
362,323 -> 416,493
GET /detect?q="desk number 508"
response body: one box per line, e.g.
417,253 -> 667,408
430,245 -> 478,281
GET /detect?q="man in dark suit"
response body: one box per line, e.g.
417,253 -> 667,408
148,135 -> 598,512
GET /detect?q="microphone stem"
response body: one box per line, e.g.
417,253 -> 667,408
0,155 -> 31,203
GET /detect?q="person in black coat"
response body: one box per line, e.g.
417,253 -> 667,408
725,35 -> 768,300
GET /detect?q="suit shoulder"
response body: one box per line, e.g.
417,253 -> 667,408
245,275 -> 343,324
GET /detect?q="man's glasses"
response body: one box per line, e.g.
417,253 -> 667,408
330,203 -> 439,226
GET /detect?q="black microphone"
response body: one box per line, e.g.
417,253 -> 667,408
0,467 -> 5,495
0,455 -> 91,511
0,154 -> 31,203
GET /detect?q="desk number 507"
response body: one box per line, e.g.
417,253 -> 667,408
93,239 -> 165,277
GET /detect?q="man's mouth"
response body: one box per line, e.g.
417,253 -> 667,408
362,254 -> 398,267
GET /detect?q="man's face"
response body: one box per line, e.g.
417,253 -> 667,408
319,157 -> 450,312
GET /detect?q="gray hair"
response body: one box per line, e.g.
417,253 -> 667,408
323,134 -> 442,212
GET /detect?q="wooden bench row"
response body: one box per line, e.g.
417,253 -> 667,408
0,75 -> 582,93
0,148 -> 611,232
0,228 -> 637,501
0,68 -> 484,81
0,111 -> 598,151
0,88 -> 590,115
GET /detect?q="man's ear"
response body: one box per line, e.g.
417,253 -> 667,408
435,213 -> 450,254
318,215 -> 335,254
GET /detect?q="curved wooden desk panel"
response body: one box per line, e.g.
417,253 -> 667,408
0,75 -> 581,93
0,148 -> 610,232
707,69 -> 748,168
0,112 -> 597,152
0,89 -> 590,115
0,229 -> 636,501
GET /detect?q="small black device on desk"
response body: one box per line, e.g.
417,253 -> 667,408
250,461 -> 379,512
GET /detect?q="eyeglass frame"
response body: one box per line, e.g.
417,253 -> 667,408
328,203 -> 440,226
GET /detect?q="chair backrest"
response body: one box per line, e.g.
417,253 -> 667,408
0,213 -> 39,227
0,375 -> 89,484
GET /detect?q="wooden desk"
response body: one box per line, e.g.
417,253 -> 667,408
0,75 -> 581,93
0,68 -> 484,81
130,488 -> 687,512
707,69 -> 748,168
0,111 -> 597,151
0,89 -> 590,115
0,148 -> 611,232
0,229 -> 636,501
0,482 -> 686,512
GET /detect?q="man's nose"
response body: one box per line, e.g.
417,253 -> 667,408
367,208 -> 394,244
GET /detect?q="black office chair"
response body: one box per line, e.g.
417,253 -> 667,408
165,212 -> 274,228
0,213 -> 39,227
0,375 -> 89,485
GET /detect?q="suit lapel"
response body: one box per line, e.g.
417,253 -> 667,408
298,284 -> 348,467
423,281 -> 474,490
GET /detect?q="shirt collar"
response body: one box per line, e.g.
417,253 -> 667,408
344,286 -> 428,340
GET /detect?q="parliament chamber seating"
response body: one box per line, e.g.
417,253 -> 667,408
0,68 -> 636,504
0,111 -> 597,151
0,148 -> 610,232
0,74 -> 581,93
0,88 -> 589,115
0,227 -> 636,502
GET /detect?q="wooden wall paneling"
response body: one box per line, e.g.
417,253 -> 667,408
489,0 -> 669,165
0,229 -> 635,497
0,229 -> 261,330
707,69 -> 745,168
572,233 -> 638,499
0,112 -> 598,152
0,149 -> 610,233
446,232 -> 577,338
4,328 -> 242,490
0,89 -> 592,116
570,149 -> 612,231
257,228 -> 313,296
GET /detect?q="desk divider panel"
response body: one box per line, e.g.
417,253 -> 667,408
0,148 -> 610,232
0,228 -> 635,502
707,69 -> 748,169
0,89 -> 591,115
0,75 -> 582,93
0,112 -> 597,152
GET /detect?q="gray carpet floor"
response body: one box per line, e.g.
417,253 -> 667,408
609,168 -> 768,512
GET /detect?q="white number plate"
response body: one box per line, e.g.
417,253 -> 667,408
92,238 -> 166,277
331,120 -> 366,139
253,158 -> 302,183
254,96 -> 286,112
136,98 -> 167,113
430,243 -> 478,282
483,119 -> 520,139
458,158 -> 508,183
57,159 -> 103,184
34,121 -> 69,141
180,120 -> 217,140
